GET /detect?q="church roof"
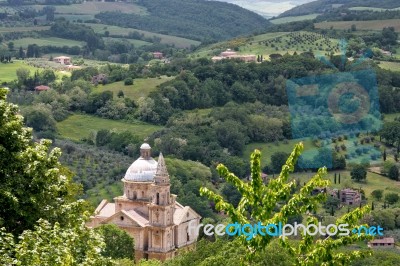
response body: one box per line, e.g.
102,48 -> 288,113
95,200 -> 115,217
124,157 -> 157,182
124,143 -> 157,182
155,152 -> 169,177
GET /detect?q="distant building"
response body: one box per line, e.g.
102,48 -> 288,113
34,85 -> 50,92
212,49 -> 256,63
53,56 -> 71,65
339,188 -> 361,205
88,144 -> 201,262
368,237 -> 395,248
153,52 -> 163,59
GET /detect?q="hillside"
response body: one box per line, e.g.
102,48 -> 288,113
94,0 -> 270,42
279,0 -> 400,17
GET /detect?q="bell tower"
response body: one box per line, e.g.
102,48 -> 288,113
148,153 -> 175,256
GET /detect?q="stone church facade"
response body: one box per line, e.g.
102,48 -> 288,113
88,143 -> 201,261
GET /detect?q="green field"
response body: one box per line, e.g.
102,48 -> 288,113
103,37 -> 151,48
9,37 -> 84,49
0,60 -> 39,83
244,139 -> 315,168
85,23 -> 201,48
295,170 -> 400,203
315,19 -> 400,32
57,114 -> 162,141
349,7 -> 400,12
378,61 -> 400,71
195,31 -> 339,59
383,113 -> 400,121
0,26 -> 50,33
93,76 -> 174,100
270,14 -> 320,24
29,2 -> 147,15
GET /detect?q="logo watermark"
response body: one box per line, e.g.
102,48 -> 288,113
188,220 -> 383,241
286,40 -> 383,168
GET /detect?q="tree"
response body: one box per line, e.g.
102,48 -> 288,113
371,189 -> 383,201
16,68 -> 30,85
385,193 -> 399,205
388,165 -> 399,181
23,105 -> 57,133
96,224 -> 134,260
381,121 -> 400,152
39,69 -> 56,85
200,143 -> 373,265
18,46 -> 25,59
124,77 -> 133,85
7,41 -> 14,51
351,164 -> 367,182
0,88 -> 110,265
270,151 -> 290,174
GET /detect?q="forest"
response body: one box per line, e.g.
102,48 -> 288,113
94,0 -> 269,42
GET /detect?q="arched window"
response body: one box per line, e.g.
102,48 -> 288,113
156,192 -> 160,205
142,191 -> 144,198
133,191 -> 137,199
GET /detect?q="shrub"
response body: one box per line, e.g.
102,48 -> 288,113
124,77 -> 133,85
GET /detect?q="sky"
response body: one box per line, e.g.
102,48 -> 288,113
217,0 -> 315,18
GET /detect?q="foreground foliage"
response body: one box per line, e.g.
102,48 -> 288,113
200,143 -> 373,265
0,88 -> 110,265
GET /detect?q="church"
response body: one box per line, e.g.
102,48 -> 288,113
88,143 -> 201,261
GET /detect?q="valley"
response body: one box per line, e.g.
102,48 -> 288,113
1,0 -> 400,265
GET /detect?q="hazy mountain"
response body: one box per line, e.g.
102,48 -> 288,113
279,0 -> 400,17
215,0 -> 315,18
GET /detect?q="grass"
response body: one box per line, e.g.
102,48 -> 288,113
244,139 -> 315,168
9,37 -> 84,49
28,2 -> 147,15
102,37 -> 151,47
85,23 -> 201,49
294,170 -> 400,203
194,31 -> 339,59
383,113 -> 400,121
0,60 -> 40,83
315,19 -> 400,32
0,26 -> 50,33
270,14 -> 320,24
378,61 -> 400,71
93,76 -> 174,100
349,7 -> 400,12
57,114 -> 162,141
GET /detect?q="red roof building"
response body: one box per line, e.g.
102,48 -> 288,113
34,85 -> 50,92
153,52 -> 163,59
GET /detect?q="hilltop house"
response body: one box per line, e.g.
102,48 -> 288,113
339,188 -> 361,205
153,52 -> 164,59
88,144 -> 201,261
53,56 -> 71,65
34,85 -> 50,92
368,237 -> 395,248
212,49 -> 257,63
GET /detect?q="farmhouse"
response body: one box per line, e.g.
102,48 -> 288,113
368,237 -> 395,248
34,85 -> 50,92
53,56 -> 71,65
339,188 -> 361,205
212,49 -> 257,63
88,143 -> 201,262
153,52 -> 164,59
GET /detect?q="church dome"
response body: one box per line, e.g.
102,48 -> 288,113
124,143 -> 157,182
